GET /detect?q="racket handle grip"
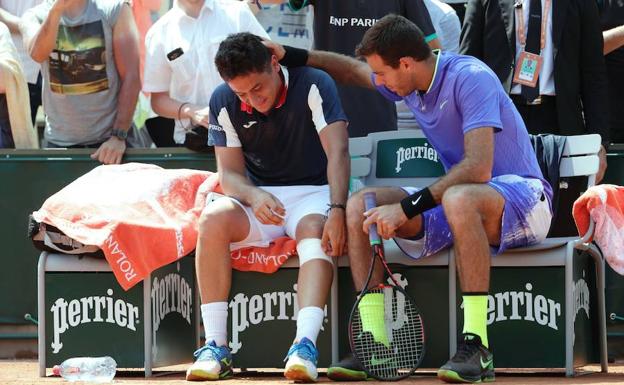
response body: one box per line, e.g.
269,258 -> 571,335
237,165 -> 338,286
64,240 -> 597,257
363,192 -> 381,245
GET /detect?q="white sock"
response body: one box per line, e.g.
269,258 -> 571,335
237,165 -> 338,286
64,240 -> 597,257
295,306 -> 325,345
201,302 -> 228,347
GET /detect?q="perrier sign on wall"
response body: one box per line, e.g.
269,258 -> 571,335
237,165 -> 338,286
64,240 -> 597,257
376,138 -> 445,178
45,256 -> 198,369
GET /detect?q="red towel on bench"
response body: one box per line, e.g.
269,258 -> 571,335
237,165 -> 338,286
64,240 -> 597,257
573,184 -> 624,274
32,163 -> 296,290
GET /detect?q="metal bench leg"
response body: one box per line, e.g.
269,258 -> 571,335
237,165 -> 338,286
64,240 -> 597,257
565,243 -> 574,377
585,246 -> 608,373
38,252 -> 48,377
449,250 -> 457,357
144,274 -> 153,377
331,262 -> 339,364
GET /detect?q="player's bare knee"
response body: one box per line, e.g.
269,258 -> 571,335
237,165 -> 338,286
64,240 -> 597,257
198,206 -> 242,239
295,214 -> 325,240
346,190 -> 368,227
442,185 -> 479,219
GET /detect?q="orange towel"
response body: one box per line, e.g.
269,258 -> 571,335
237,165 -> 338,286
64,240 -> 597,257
33,163 -> 296,290
573,184 -> 624,274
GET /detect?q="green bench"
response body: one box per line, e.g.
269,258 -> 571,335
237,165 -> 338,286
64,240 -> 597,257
25,148 -> 338,376
347,130 -> 608,375
3,138 -> 607,376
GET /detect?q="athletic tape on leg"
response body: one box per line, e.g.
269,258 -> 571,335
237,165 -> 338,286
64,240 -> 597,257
296,238 -> 333,266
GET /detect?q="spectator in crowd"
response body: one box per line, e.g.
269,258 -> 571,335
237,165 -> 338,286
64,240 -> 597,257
21,0 -> 143,164
249,0 -> 313,50
130,0 -> 161,87
188,33 -> 349,382
424,0 -> 461,53
600,1 -> 624,144
445,0 -> 468,24
267,14 -> 552,383
0,21 -> 38,148
143,0 -> 268,147
459,0 -> 609,182
130,0 -> 166,147
0,21 -> 14,148
266,0 -> 441,138
397,0 -> 461,130
0,0 -> 43,125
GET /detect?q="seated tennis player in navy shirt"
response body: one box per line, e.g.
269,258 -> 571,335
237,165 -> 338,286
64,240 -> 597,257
186,32 -> 349,382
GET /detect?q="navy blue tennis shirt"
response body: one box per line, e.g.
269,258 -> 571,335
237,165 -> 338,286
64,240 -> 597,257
208,66 -> 348,186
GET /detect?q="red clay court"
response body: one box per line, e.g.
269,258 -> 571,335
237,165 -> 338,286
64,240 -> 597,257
1,361 -> 624,385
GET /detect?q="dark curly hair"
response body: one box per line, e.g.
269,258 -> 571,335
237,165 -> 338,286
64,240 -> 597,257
356,14 -> 431,68
215,33 -> 272,81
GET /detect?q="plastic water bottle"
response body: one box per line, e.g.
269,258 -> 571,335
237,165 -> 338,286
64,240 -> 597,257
52,356 -> 117,382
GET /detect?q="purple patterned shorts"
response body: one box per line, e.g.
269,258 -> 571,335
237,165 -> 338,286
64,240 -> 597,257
394,175 -> 553,259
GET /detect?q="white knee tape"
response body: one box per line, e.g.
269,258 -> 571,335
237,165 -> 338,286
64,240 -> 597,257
296,238 -> 333,266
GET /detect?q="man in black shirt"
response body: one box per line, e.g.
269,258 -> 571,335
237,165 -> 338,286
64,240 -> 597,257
601,0 -> 624,144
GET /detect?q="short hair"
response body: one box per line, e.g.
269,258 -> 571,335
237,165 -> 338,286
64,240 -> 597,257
355,14 -> 431,68
215,33 -> 272,81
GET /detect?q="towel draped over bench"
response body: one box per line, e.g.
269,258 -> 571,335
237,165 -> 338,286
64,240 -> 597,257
32,163 -> 296,290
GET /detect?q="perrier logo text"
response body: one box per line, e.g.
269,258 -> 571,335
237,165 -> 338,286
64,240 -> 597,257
50,289 -> 139,354
395,143 -> 439,173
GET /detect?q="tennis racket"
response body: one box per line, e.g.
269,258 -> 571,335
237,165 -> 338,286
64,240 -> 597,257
348,191 -> 426,381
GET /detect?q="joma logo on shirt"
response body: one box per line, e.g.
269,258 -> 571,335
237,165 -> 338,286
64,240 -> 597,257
329,16 -> 378,27
395,144 -> 439,173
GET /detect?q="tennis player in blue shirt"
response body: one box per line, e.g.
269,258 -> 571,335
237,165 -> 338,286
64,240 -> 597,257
267,14 -> 553,383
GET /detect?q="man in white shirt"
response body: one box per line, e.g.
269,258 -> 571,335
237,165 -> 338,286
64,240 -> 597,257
249,0 -> 313,50
424,0 -> 460,53
143,0 -> 269,145
0,0 -> 42,124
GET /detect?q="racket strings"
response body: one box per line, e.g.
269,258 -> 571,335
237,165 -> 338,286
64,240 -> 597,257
351,287 -> 425,379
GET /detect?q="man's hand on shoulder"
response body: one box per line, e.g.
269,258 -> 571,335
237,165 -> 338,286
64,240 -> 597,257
322,208 -> 346,257
249,189 -> 286,226
91,137 -> 127,165
262,39 -> 286,62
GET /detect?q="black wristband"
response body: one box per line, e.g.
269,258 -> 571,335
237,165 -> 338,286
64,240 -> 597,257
280,45 -> 309,67
400,187 -> 436,219
326,203 -> 346,215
